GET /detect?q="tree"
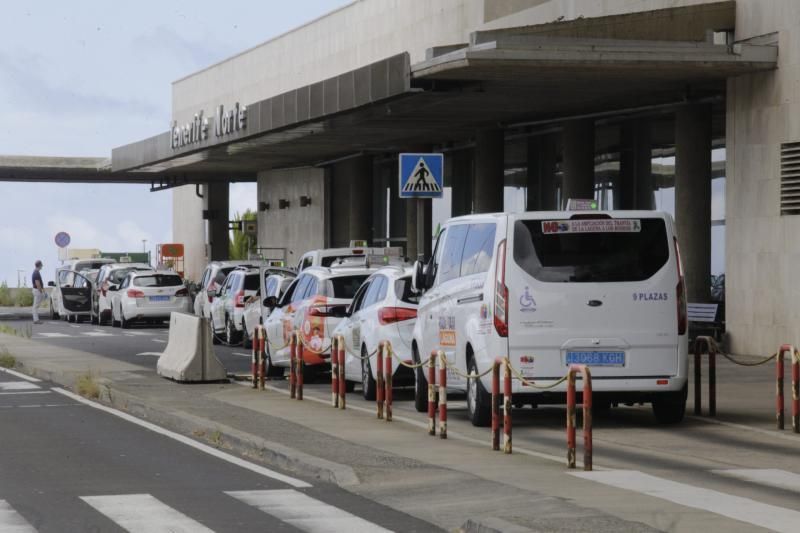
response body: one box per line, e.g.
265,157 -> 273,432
229,210 -> 257,260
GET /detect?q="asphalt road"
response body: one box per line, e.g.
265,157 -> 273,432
0,368 -> 437,532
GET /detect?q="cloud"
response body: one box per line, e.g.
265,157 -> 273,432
230,183 -> 257,217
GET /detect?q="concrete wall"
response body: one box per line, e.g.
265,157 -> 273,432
725,0 -> 791,355
172,185 -> 205,282
257,167 -> 327,267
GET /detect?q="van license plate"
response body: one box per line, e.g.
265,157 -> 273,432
566,351 -> 625,366
149,296 -> 170,302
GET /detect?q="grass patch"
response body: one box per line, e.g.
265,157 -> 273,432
210,430 -> 224,448
0,348 -> 15,368
0,324 -> 31,339
76,373 -> 101,399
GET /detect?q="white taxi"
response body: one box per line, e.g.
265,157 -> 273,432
242,267 -> 296,349
110,271 -> 191,328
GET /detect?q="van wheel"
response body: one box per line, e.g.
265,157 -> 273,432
652,385 -> 687,424
413,345 -> 428,413
50,302 -> 59,320
111,307 -> 120,328
242,320 -> 252,350
225,317 -> 240,346
362,347 -> 377,401
121,312 -> 131,329
467,356 -> 492,427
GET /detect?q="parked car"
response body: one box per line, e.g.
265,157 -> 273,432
411,208 -> 689,426
50,259 -> 116,321
295,244 -> 404,272
91,263 -> 153,325
263,266 -> 373,378
109,271 -> 191,328
208,267 -> 261,345
242,267 -> 297,349
333,266 -> 419,400
194,260 -> 264,318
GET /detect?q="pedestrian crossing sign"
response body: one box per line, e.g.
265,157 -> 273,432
399,153 -> 443,199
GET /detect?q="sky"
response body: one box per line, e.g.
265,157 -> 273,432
0,0 -> 350,286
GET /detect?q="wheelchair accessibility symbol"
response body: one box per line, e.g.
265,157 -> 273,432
519,287 -> 536,312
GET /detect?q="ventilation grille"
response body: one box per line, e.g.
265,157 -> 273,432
781,142 -> 800,215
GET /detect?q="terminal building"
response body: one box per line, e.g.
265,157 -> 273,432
2,0 -> 796,356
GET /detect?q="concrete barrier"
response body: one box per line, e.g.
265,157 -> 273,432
157,312 -> 227,382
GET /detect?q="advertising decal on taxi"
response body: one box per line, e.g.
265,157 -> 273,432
541,219 -> 641,234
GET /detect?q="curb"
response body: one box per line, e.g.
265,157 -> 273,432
14,358 -> 359,487
459,518 -> 536,533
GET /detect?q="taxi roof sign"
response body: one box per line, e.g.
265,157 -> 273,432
566,198 -> 599,211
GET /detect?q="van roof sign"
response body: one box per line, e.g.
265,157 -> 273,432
542,219 -> 642,234
566,199 -> 598,211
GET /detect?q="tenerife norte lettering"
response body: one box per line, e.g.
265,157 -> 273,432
171,112 -> 209,149
215,102 -> 247,137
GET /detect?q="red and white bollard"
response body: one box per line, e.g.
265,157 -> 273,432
251,327 -> 259,389
258,327 -> 266,390
296,337 -> 304,401
438,350 -> 447,439
428,351 -> 437,436
385,343 -> 393,422
567,364 -> 593,471
503,359 -> 511,454
492,359 -> 501,451
337,339 -> 346,410
776,344 -> 799,433
377,342 -> 385,419
331,337 -> 340,407
289,333 -> 297,399
793,349 -> 800,434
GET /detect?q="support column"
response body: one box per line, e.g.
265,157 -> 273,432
562,119 -> 596,205
451,149 -> 473,217
675,104 -> 712,302
618,119 -> 654,210
347,155 -> 373,243
204,182 -> 229,261
473,129 -> 505,213
526,134 -> 557,210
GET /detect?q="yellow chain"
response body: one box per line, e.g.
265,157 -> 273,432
503,357 -> 570,389
333,335 -> 378,360
296,334 -> 331,355
440,355 -> 495,380
265,334 -> 291,351
384,348 -> 432,369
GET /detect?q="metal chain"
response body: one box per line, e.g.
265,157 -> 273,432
440,355 -> 495,380
384,348 -> 432,369
333,336 -> 378,360
296,334 -> 331,355
504,358 -> 570,389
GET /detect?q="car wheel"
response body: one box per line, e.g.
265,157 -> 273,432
111,307 -> 120,327
413,344 -> 428,413
265,346 -> 283,378
121,309 -> 131,329
466,355 -> 491,427
50,302 -> 58,320
652,385 -> 687,424
362,347 -> 377,401
225,317 -> 240,346
91,313 -> 98,325
242,320 -> 252,350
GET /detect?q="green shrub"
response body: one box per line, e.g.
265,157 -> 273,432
0,282 -> 11,307
15,289 -> 33,307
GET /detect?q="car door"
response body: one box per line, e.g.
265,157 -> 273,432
275,275 -> 311,358
60,271 -> 93,313
194,268 -> 210,316
210,276 -> 231,331
340,279 -> 371,381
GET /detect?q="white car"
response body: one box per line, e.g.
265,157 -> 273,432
334,266 -> 419,400
193,260 -> 264,319
411,208 -> 689,426
263,266 -> 373,378
296,245 -> 404,271
208,267 -> 261,345
110,271 -> 191,328
51,259 -> 116,322
92,263 -> 153,325
242,267 -> 296,349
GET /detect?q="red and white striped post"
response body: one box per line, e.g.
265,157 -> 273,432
251,327 -> 259,389
438,350 -> 447,439
377,342 -> 385,419
777,344 -> 791,430
289,333 -> 297,399
567,364 -> 593,471
258,327 -> 266,390
331,337 -> 339,407
296,335 -> 304,401
338,339 -> 346,410
793,349 -> 800,434
385,343 -> 393,422
503,359 -> 512,453
491,358 -> 501,451
428,351 -> 436,436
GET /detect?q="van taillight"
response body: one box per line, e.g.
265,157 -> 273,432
175,288 -> 188,297
494,239 -> 508,337
127,289 -> 145,298
234,290 -> 245,308
378,307 -> 417,325
674,237 -> 687,335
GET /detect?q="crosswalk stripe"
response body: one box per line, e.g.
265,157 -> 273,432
81,494 -> 214,533
572,470 -> 800,533
82,331 -> 114,337
36,332 -> 73,338
0,500 -> 36,532
0,382 -> 40,391
712,469 -> 800,494
226,490 -> 392,533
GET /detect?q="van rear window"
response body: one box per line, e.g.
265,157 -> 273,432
134,275 -> 183,287
327,275 -> 369,299
513,218 -> 669,282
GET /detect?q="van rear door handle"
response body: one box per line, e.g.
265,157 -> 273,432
457,294 -> 483,305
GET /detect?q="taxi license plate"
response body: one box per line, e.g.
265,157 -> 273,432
566,351 -> 625,366
149,296 -> 170,302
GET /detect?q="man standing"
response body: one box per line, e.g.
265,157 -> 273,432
31,260 -> 45,324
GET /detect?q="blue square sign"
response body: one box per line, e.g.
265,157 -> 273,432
399,153 -> 443,199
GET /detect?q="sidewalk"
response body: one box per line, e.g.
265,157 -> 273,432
0,332 -> 662,532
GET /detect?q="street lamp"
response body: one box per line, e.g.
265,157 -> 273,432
142,239 -> 147,253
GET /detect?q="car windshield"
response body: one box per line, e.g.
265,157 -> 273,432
513,218 -> 669,283
133,274 -> 183,287
110,268 -> 148,284
327,275 -> 369,299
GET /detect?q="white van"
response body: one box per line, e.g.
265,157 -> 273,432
296,245 -> 404,272
51,259 -> 116,321
411,210 -> 688,426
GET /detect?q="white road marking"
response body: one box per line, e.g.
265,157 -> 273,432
52,387 -> 311,488
36,332 -> 73,338
572,470 -> 800,533
0,382 -> 40,391
136,352 -> 163,357
232,352 -> 251,357
227,489 -> 392,533
81,494 -> 214,533
0,368 -> 41,382
0,391 -> 51,396
0,499 -> 36,532
124,331 -> 156,336
82,331 -> 114,337
152,339 -> 167,344
686,414 -> 800,443
712,469 -> 800,494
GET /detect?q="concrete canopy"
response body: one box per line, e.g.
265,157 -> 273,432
107,32 -> 776,184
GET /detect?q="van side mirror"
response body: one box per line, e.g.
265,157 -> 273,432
264,295 -> 278,309
108,286 -> 119,292
207,289 -> 217,298
411,261 -> 426,293
47,281 -> 55,287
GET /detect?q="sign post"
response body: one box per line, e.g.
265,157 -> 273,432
399,153 -> 443,261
